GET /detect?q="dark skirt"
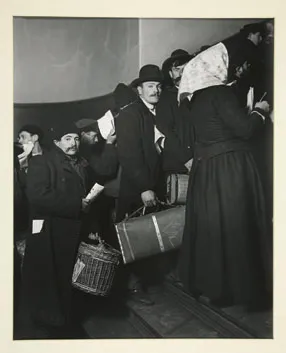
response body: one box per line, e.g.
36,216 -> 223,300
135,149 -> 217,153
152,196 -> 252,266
179,150 -> 272,304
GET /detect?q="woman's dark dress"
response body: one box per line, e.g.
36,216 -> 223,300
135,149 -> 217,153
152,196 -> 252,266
179,85 -> 272,305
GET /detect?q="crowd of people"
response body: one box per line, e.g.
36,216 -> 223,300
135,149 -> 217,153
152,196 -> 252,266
14,20 -> 274,339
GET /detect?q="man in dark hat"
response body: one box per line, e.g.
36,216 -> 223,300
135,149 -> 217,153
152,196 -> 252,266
74,116 -> 119,247
14,125 -> 45,276
115,64 -> 167,304
17,122 -> 92,339
240,22 -> 265,47
116,64 -> 165,220
75,81 -> 137,194
156,49 -> 194,174
75,117 -> 117,182
17,124 -> 44,172
18,124 -> 44,148
223,21 -> 267,109
113,82 -> 138,116
161,49 -> 192,88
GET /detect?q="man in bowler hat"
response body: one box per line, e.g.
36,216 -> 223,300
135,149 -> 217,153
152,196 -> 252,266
115,64 -> 167,304
116,64 -> 166,221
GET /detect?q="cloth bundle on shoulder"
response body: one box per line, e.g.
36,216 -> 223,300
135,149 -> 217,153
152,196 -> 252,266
166,174 -> 189,205
115,205 -> 186,264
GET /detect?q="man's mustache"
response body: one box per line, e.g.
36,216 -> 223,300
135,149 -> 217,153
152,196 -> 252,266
174,76 -> 182,84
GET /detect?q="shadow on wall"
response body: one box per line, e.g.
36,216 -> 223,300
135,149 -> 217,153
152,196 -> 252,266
13,17 -> 139,104
14,93 -> 115,144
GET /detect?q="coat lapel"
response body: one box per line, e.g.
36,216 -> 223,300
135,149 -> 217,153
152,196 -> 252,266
52,147 -> 88,194
138,100 -> 160,177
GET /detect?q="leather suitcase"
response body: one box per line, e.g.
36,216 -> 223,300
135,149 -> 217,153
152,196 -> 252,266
115,206 -> 185,264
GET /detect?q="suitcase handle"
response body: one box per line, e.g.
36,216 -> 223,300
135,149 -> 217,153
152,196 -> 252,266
123,199 -> 176,222
124,206 -> 146,221
123,200 -> 176,222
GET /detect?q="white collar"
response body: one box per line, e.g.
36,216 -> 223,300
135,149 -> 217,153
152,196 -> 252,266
140,97 -> 156,113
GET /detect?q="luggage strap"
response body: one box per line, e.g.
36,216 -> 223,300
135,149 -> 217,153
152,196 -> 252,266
151,215 -> 165,252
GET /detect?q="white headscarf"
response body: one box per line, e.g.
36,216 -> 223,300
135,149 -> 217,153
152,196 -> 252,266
178,42 -> 229,102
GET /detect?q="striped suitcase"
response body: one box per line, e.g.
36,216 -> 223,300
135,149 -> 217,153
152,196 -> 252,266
166,174 -> 189,205
115,206 -> 185,264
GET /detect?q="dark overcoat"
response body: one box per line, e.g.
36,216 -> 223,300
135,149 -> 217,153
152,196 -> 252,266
115,99 -> 165,221
156,86 -> 193,173
179,85 -> 272,305
22,147 -> 92,328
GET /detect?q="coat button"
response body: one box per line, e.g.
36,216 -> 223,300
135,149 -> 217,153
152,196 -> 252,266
61,178 -> 65,182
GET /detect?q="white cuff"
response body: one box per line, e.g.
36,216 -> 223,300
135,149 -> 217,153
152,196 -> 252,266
251,110 -> 265,121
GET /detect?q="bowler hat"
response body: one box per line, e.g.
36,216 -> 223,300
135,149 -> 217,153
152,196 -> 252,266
131,64 -> 164,88
162,49 -> 193,73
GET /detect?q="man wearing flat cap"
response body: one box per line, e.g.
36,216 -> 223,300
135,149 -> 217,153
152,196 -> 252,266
74,82 -> 137,188
75,117 -> 118,184
17,122 -> 93,339
156,49 -> 194,174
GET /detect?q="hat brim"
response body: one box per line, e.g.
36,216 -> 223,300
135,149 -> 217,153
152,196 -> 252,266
162,54 -> 193,73
131,76 -> 164,88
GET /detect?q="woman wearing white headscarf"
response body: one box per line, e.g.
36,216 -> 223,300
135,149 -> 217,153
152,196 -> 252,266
178,42 -> 272,310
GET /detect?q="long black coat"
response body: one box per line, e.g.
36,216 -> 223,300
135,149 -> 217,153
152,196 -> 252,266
80,141 -> 118,185
156,86 -> 193,173
22,147 -> 91,328
79,141 -> 119,245
179,85 -> 272,305
115,99 -> 164,221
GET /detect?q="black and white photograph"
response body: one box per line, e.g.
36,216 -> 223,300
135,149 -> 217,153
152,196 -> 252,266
12,16 -> 274,341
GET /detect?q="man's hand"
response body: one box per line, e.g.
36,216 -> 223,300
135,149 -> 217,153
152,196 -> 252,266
255,100 -> 270,113
82,198 -> 91,213
184,158 -> 193,173
141,190 -> 157,207
106,128 -> 116,145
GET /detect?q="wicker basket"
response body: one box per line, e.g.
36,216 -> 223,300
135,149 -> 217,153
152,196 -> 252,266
72,239 -> 122,296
